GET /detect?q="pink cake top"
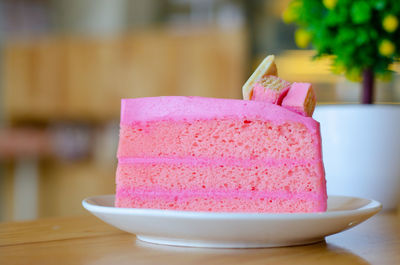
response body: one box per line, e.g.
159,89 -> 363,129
120,96 -> 319,133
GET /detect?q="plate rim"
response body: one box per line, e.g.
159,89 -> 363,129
82,194 -> 382,220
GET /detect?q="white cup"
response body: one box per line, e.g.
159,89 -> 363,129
314,104 -> 400,210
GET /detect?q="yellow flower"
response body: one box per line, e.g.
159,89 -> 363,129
295,29 -> 311,48
379,39 -> 395,57
383,15 -> 398,33
282,1 -> 302,24
282,8 -> 296,24
323,0 -> 337,10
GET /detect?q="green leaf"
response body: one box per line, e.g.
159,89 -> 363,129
351,2 -> 371,24
374,0 -> 386,10
356,30 -> 369,45
286,0 -> 399,81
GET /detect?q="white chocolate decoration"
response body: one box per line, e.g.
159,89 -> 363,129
242,55 -> 278,100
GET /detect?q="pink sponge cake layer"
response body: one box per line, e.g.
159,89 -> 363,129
115,96 -> 327,213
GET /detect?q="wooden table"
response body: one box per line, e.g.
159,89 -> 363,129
1,212 -> 399,265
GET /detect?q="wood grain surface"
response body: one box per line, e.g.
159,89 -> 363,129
2,28 -> 246,123
0,212 -> 399,265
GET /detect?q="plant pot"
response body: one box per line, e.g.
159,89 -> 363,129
314,104 -> 400,210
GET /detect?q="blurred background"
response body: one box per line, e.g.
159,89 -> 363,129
0,0 -> 399,222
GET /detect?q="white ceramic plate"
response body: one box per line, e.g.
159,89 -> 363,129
82,195 -> 381,248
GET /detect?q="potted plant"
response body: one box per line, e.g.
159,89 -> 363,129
283,0 -> 400,209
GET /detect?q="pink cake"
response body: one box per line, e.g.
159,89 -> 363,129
115,96 -> 327,213
251,76 -> 291,104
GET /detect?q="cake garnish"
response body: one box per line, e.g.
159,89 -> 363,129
251,75 -> 291,105
242,55 -> 278,100
243,55 -> 316,117
282,82 -> 316,117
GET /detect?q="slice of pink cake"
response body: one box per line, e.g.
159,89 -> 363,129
115,96 -> 327,213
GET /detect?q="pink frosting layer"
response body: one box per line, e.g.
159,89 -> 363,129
120,96 -> 320,133
116,187 -> 322,201
118,157 -> 321,167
